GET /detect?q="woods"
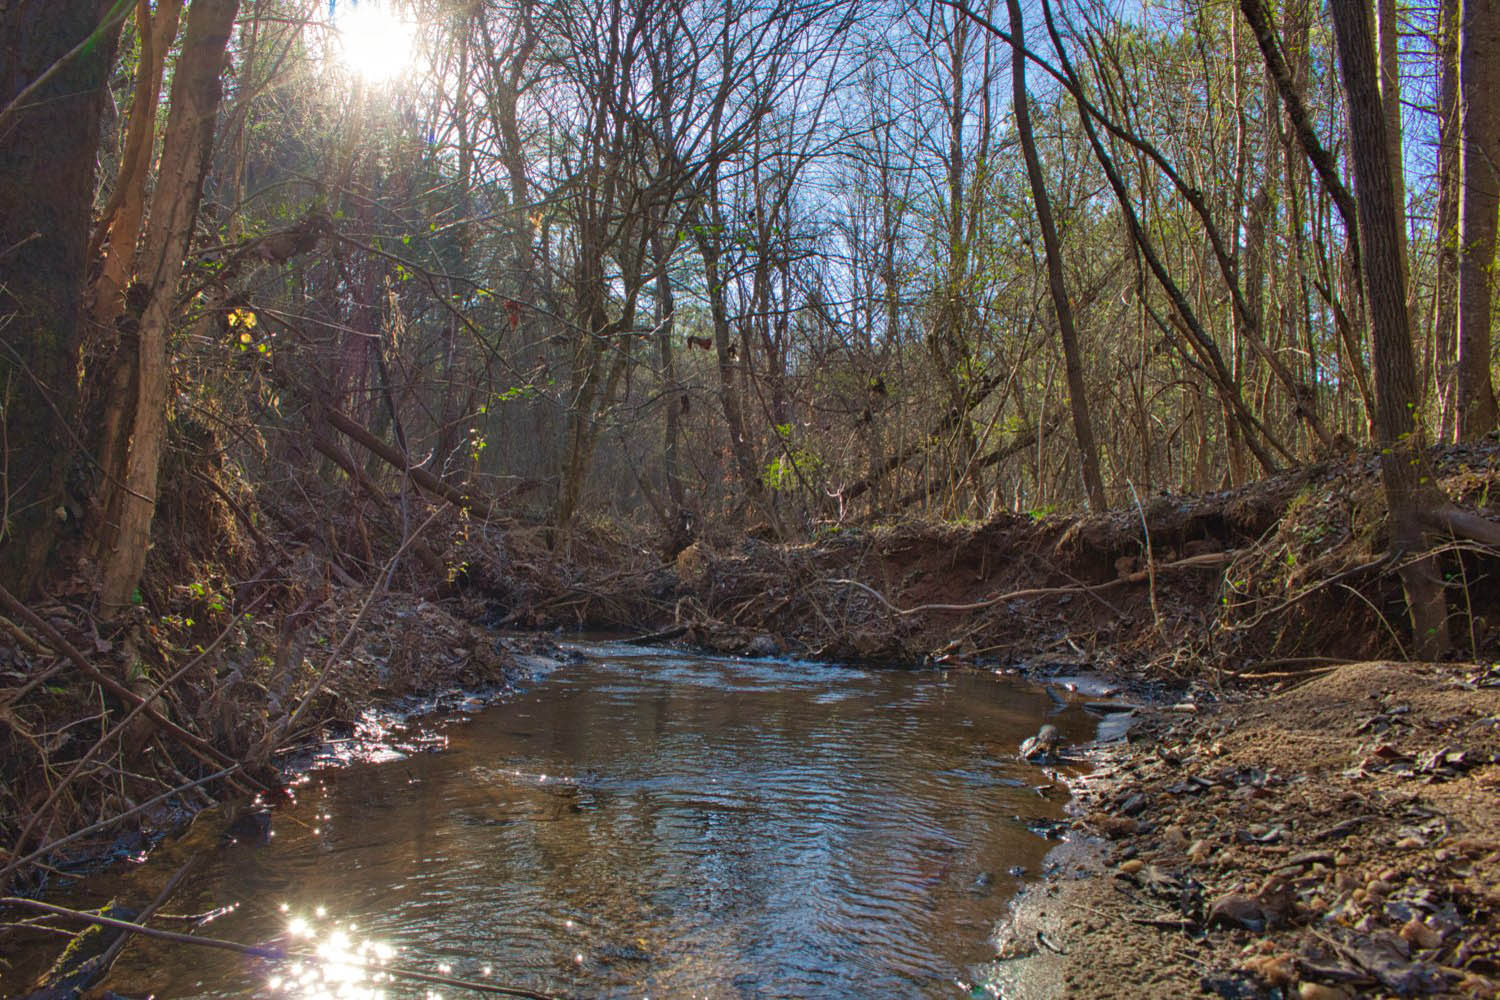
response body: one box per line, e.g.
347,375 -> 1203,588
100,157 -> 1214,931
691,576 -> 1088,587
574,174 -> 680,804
0,0 -> 1495,591
3,0 -> 1500,969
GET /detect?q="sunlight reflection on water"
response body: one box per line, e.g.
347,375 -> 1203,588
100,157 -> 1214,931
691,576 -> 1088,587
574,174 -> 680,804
17,644 -> 1097,999
264,908 -> 397,1000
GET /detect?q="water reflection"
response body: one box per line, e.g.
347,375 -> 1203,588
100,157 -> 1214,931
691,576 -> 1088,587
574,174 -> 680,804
264,909 -> 396,999
35,644 -> 1091,999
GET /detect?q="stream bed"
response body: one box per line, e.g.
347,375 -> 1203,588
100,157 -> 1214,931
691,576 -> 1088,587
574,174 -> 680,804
24,641 -> 1095,999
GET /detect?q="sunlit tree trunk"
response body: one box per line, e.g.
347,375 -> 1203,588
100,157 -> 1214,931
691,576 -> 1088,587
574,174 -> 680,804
98,0 -> 241,614
85,0 -> 186,559
1433,0 -> 1462,439
1328,0 -> 1450,659
0,0 -> 125,596
1457,0 -> 1500,438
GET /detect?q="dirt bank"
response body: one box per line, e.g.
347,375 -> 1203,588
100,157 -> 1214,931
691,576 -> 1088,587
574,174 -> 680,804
465,443 -> 1500,672
987,659 -> 1500,999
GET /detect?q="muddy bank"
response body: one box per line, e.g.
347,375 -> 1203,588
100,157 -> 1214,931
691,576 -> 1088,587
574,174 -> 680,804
988,660 -> 1500,999
463,443 -> 1500,672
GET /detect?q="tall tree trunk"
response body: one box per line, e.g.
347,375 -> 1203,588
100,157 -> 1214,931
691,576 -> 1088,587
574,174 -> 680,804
98,0 -> 241,614
1433,0 -> 1462,439
0,0 -> 125,596
1457,0 -> 1500,438
653,232 -> 689,551
1329,0 -> 1451,659
1006,0 -> 1104,510
87,0 -> 186,559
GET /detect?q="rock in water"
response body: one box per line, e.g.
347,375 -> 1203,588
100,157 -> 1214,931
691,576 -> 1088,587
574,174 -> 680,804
1019,723 -> 1062,762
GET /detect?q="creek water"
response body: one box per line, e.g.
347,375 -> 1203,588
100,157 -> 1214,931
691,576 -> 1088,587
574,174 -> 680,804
22,641 -> 1093,999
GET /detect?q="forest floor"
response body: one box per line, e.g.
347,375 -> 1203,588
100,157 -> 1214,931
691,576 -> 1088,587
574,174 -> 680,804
3,442 -> 1499,997
989,658 -> 1500,1000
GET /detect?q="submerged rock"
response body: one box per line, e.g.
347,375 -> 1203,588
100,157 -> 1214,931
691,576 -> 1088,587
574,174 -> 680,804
1019,723 -> 1062,762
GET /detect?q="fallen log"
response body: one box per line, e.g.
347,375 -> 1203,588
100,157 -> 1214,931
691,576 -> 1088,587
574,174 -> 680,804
323,406 -> 511,526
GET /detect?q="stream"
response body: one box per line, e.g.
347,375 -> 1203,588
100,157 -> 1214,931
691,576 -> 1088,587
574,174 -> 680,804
18,641 -> 1095,999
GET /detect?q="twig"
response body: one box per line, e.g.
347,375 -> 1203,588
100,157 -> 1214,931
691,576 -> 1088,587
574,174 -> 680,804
0,584 -> 253,783
1,592 -> 271,883
4,766 -> 239,882
0,898 -> 566,998
821,553 -> 1233,618
1337,582 -> 1408,661
274,506 -> 445,744
0,0 -> 136,135
1220,555 -> 1388,631
1125,480 -> 1162,637
91,855 -> 198,978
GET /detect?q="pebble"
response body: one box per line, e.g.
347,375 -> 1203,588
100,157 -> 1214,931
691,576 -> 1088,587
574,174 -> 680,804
1298,983 -> 1349,1000
1395,835 -> 1424,850
1400,918 -> 1442,950
1241,952 -> 1295,986
1119,859 -> 1144,874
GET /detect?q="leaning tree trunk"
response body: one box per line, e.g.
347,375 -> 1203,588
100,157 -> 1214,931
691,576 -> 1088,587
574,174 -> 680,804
98,0 -> 241,614
1456,0 -> 1500,438
1007,0 -> 1105,511
1328,0 -> 1451,659
0,0 -> 125,596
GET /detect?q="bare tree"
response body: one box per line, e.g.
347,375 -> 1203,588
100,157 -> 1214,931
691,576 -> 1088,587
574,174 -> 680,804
1327,0 -> 1450,658
1006,0 -> 1104,509
95,0 -> 243,613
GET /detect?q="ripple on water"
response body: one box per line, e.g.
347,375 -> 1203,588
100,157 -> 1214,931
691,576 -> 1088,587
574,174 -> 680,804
36,645 -> 1090,1000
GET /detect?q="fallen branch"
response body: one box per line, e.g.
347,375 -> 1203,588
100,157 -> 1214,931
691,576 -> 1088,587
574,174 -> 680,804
324,406 -> 510,526
824,551 -> 1236,617
1,590 -> 271,886
3,767 -> 239,887
626,625 -> 690,645
271,505 -> 445,749
0,584 -> 261,787
0,898 -> 565,999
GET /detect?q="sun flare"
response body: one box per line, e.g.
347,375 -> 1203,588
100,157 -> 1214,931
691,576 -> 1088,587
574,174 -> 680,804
333,0 -> 416,84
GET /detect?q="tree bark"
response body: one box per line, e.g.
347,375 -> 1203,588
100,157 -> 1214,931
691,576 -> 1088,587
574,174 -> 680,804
98,0 -> 241,614
1457,0 -> 1500,438
87,0 -> 185,559
1007,0 -> 1105,510
0,0 -> 125,596
1433,0 -> 1462,439
1329,0 -> 1451,659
